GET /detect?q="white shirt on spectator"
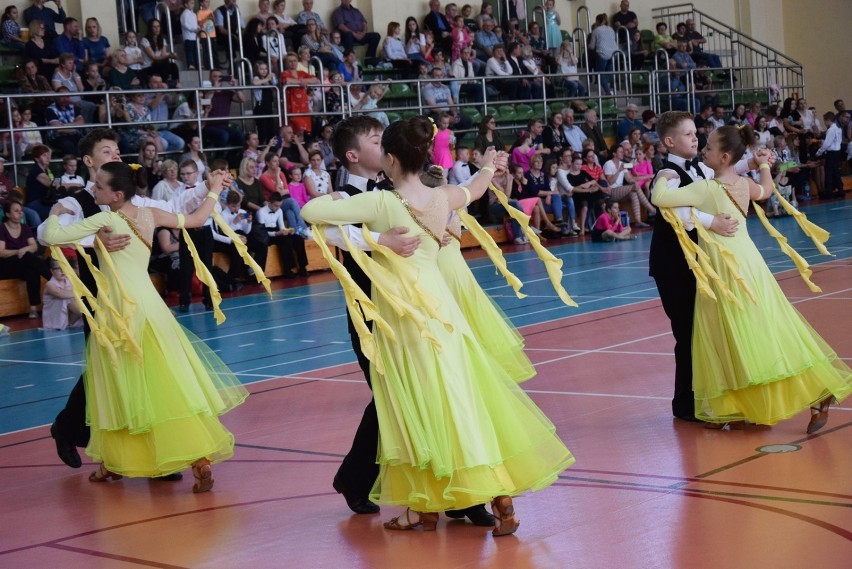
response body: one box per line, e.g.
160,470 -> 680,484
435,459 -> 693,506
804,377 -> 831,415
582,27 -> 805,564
448,160 -> 475,185
181,8 -> 200,40
213,204 -> 252,244
256,204 -> 286,236
816,122 -> 841,155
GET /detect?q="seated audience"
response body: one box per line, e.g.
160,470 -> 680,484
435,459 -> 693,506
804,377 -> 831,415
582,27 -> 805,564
0,200 -> 51,318
42,257 -> 83,329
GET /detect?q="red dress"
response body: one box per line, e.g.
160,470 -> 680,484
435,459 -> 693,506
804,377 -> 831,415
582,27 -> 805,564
280,70 -> 313,135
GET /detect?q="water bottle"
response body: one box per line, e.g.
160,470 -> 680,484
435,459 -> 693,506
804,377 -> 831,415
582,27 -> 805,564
803,182 -> 811,201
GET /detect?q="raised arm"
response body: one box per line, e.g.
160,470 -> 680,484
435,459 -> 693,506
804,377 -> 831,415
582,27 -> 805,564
444,148 -> 506,210
651,173 -> 711,208
150,170 -> 226,229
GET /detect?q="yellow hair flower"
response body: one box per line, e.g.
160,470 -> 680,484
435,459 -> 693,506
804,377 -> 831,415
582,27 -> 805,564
428,116 -> 438,140
128,163 -> 142,171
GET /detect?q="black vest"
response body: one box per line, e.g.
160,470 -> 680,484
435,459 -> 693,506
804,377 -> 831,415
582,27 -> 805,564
338,183 -> 372,297
69,190 -> 102,294
648,159 -> 704,279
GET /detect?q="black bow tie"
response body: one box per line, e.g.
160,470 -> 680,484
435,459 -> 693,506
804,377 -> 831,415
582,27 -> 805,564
688,157 -> 701,171
366,179 -> 377,191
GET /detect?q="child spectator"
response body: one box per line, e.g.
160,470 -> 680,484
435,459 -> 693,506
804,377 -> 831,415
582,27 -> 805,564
42,258 -> 83,330
631,146 -> 655,194
511,132 -> 537,173
431,112 -> 455,169
57,154 -> 85,193
212,189 -> 253,283
181,0 -> 201,70
287,165 -> 309,207
197,0 -> 216,66
255,192 -> 308,277
592,199 -> 634,242
448,147 -> 477,186
17,107 -> 43,157
767,167 -> 796,217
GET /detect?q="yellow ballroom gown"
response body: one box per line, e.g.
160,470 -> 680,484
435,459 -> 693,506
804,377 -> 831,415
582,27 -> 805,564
43,209 -> 248,477
302,190 -> 574,512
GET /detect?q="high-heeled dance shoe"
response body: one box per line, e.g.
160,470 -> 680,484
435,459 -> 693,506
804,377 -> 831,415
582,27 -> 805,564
191,458 -> 214,493
490,496 -> 520,537
89,464 -> 122,483
383,509 -> 439,531
806,395 -> 835,434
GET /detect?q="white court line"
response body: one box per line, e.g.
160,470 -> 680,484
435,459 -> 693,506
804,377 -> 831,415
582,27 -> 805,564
534,332 -> 673,367
0,358 -> 84,367
55,377 -> 75,382
238,343 -> 255,348
234,349 -> 354,375
525,389 -> 668,400
14,384 -> 34,389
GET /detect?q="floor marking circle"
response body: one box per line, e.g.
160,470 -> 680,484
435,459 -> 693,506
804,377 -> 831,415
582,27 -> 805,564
757,444 -> 801,453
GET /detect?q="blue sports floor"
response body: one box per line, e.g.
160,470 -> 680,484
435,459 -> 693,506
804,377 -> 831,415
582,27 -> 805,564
1,200 -> 850,436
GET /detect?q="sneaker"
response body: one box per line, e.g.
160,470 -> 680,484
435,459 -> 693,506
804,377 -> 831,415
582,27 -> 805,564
28,310 -> 39,319
572,223 -> 581,232
513,237 -> 527,245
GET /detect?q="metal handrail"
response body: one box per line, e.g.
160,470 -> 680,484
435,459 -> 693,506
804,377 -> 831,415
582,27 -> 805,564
195,33 -> 215,85
234,57 -> 253,87
610,51 -> 630,97
576,5 -> 591,34
224,4 -> 245,76
266,31 -> 286,76
153,2 -> 175,56
617,26 -> 632,72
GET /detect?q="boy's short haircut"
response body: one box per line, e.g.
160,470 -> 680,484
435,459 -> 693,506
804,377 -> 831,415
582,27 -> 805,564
62,154 -> 77,164
226,190 -> 242,205
78,128 -> 119,159
211,158 -> 229,170
179,159 -> 199,171
656,111 -> 694,142
332,116 -> 384,167
823,111 -> 836,122
268,192 -> 283,203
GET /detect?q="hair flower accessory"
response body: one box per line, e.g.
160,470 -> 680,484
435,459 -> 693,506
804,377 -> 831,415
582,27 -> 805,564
428,116 -> 438,140
128,163 -> 142,171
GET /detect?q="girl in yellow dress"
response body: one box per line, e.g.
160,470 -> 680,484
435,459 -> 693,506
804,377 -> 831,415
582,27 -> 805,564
43,163 -> 248,492
651,126 -> 851,431
302,117 -> 574,537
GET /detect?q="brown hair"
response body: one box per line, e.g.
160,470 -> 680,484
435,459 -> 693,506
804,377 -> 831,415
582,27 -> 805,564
420,165 -> 445,188
656,111 -> 694,142
713,125 -> 756,163
380,115 -> 433,175
332,116 -> 384,167
100,162 -> 146,200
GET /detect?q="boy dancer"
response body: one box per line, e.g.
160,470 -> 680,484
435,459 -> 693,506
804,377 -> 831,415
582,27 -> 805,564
650,112 -> 770,421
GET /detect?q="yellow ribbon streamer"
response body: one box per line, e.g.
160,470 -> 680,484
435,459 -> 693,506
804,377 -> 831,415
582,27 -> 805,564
310,224 -> 394,375
751,200 -> 822,293
455,208 -> 527,299
770,186 -> 832,256
211,208 -> 272,297
489,183 -> 578,307
177,214 -> 225,324
691,213 -> 755,306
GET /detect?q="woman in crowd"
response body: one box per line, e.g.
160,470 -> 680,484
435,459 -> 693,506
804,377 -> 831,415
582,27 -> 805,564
259,153 -> 308,237
180,136 -> 208,180
304,149 -> 331,199
25,144 -> 54,222
303,18 -> 341,70
300,116 -> 573,536
140,19 -> 180,86
24,19 -> 59,78
151,159 -> 182,202
82,17 -> 111,72
589,13 -> 617,96
0,201 -> 51,318
43,163 -> 248,490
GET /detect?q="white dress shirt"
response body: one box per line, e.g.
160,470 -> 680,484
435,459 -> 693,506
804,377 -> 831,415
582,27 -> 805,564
816,123 -> 841,155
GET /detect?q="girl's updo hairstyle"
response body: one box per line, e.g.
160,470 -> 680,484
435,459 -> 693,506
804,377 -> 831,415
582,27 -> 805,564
713,125 -> 756,163
99,162 -> 146,200
420,165 -> 445,188
381,115 -> 433,175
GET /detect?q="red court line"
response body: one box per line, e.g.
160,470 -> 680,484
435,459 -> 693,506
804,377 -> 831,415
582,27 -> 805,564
46,543 -> 189,569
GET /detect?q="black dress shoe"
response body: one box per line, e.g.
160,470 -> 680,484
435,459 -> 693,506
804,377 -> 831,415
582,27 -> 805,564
445,505 -> 496,526
50,423 -> 82,468
332,476 -> 380,514
674,413 -> 701,422
155,472 -> 184,481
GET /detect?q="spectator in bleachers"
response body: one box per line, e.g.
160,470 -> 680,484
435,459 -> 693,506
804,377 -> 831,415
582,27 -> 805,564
528,153 -> 571,233
421,66 -> 472,131
44,88 -> 83,156
1,6 -> 26,50
519,44 -> 548,93
42,257 -> 83,329
215,0 -> 245,66
19,59 -> 53,123
730,103 -> 748,126
16,107 -> 43,157
504,41 -> 543,99
252,0 -> 274,27
402,16 -> 428,64
286,164 -> 311,206
0,158 -> 14,207
602,143 -> 654,226
423,0 -> 452,56
82,17 -> 110,72
611,0 -> 637,35
555,40 -> 585,97
508,161 -> 561,239
211,189 -> 253,282
589,13 -> 617,96
140,19 -> 180,87
121,30 -> 145,72
115,91 -> 164,154
460,4 -> 476,32
486,161 -> 526,244
450,13 -> 472,63
671,22 -> 688,45
56,153 -> 84,192
708,104 -> 726,130
542,111 -> 568,154
144,74 -> 185,152
180,135 -> 208,179
753,115 -> 771,149
23,0 -> 65,39
280,52 -> 317,136
631,145 -> 654,194
297,0 -> 325,33
256,191 -> 308,276
51,52 -> 96,123
24,19 -> 60,78
138,140 -> 164,193
263,16 -> 284,66
684,18 -> 722,69
474,16 -> 500,62
243,131 -> 273,172
81,60 -> 106,104
616,103 -> 642,141
672,39 -> 695,71
651,22 -> 676,55
1,200 -> 51,318
236,156 -> 264,211
180,0 -> 201,71
242,17 -> 267,64
474,114 -> 504,153
625,28 -> 647,70
524,21 -> 548,62
151,159 -> 182,201
336,46 -> 360,81
510,131 -> 537,173
641,109 -> 659,145
24,144 -> 53,221
274,124 -> 308,168
197,0 -> 216,60
107,49 -> 140,89
304,17 -> 341,69
560,108 -> 587,154
304,148 -> 330,197
447,146 -> 476,185
332,0 -> 379,58
249,61 -> 278,142
53,17 -> 84,73
662,59 -> 698,112
295,43 -> 316,74
484,44 -> 517,98
203,68 -> 246,154
564,151 -> 604,235
579,108 -> 607,164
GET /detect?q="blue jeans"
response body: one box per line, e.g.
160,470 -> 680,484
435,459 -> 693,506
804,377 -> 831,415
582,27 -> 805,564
184,39 -> 199,69
542,195 -> 565,222
563,79 -> 587,98
157,129 -> 186,152
282,197 -> 307,232
490,200 -> 523,239
553,195 -> 576,225
595,56 -> 613,95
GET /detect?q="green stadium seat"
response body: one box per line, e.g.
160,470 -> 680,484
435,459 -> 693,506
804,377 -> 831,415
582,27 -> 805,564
515,104 -> 534,121
385,112 -> 401,123
461,107 -> 482,125
496,105 -> 517,123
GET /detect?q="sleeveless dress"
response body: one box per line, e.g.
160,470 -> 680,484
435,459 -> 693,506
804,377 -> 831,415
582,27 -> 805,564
302,190 -> 573,512
652,178 -> 852,423
439,212 -> 534,383
42,208 -> 248,477
544,10 -> 562,49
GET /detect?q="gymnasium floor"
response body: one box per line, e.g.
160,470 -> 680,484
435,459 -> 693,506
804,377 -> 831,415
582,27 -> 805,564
1,200 -> 850,568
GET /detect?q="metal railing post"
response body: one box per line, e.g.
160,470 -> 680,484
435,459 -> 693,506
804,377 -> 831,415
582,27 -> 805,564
153,2 -> 175,55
